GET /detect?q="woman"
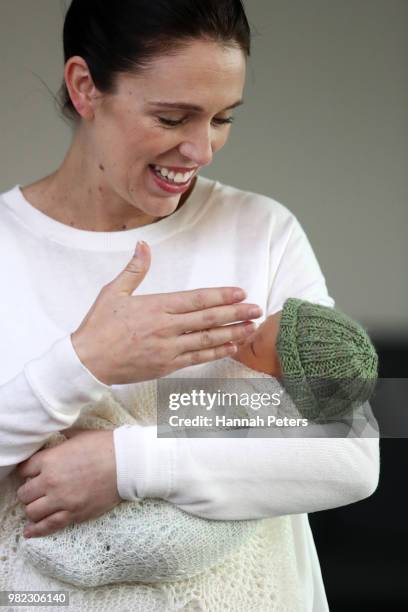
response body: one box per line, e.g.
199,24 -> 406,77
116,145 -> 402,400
0,1 -> 379,610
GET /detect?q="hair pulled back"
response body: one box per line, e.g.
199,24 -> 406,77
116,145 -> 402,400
58,0 -> 251,122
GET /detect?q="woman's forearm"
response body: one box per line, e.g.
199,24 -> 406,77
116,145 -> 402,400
113,407 -> 379,520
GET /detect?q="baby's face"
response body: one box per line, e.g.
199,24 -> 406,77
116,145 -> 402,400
234,311 -> 283,376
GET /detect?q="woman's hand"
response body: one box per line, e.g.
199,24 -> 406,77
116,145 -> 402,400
71,240 -> 263,385
16,429 -> 121,538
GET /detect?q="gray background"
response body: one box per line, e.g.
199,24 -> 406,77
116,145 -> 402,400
0,0 -> 406,337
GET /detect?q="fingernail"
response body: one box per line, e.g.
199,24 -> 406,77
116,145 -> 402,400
249,307 -> 262,318
233,289 -> 246,301
23,531 -> 31,539
134,241 -> 141,257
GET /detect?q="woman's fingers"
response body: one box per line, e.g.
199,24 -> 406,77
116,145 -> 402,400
172,342 -> 239,370
16,477 -> 43,506
163,287 -> 247,314
16,452 -> 46,480
177,321 -> 257,353
23,495 -> 62,524
171,303 -> 263,335
23,510 -> 72,539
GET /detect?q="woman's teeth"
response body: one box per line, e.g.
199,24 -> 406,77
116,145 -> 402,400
152,165 -> 195,184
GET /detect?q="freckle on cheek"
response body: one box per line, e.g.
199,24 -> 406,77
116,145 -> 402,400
99,164 -> 105,171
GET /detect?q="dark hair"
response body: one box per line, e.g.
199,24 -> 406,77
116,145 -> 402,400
58,0 -> 251,122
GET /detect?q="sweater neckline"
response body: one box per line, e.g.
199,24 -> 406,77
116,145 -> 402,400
1,174 -> 217,251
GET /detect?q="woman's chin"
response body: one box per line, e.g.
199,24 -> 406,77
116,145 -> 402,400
148,196 -> 181,219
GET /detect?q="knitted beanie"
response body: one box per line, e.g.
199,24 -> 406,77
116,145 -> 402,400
275,298 -> 378,422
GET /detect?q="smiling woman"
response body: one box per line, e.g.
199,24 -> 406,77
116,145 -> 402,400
0,1 -> 379,611
19,0 -> 249,232
21,38 -> 247,231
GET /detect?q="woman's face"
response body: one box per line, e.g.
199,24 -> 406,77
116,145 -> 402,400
83,39 -> 247,218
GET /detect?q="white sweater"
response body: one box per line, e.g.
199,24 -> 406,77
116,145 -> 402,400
0,176 -> 379,610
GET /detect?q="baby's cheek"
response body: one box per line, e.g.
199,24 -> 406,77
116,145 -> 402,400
232,343 -> 259,371
246,333 -> 282,377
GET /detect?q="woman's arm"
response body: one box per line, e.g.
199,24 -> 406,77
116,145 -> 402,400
113,422 -> 379,520
0,334 -> 111,481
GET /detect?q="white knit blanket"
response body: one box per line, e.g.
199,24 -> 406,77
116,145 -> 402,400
0,359 -> 304,612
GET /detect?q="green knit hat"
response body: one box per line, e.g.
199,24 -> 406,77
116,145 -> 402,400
275,298 -> 378,422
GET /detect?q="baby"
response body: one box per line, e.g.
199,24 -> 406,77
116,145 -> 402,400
232,297 -> 378,422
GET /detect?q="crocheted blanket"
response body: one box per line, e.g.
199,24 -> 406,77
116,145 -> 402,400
0,359 -> 304,612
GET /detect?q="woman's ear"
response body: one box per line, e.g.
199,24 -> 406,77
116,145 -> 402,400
64,56 -> 98,120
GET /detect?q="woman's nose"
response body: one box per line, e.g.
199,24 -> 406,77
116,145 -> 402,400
178,127 -> 214,167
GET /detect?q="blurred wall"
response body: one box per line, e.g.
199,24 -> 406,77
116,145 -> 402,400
0,0 -> 406,336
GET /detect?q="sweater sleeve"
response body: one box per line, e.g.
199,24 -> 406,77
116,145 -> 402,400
0,334 -> 111,481
113,355 -> 380,521
113,422 -> 379,520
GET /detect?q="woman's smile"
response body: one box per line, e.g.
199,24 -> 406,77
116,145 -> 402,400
147,164 -> 197,195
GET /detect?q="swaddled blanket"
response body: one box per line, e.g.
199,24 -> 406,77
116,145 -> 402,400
2,358 -> 312,611
20,388 -> 258,587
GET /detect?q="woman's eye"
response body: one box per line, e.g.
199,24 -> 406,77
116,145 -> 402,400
157,117 -> 185,127
213,117 -> 235,126
157,116 -> 235,128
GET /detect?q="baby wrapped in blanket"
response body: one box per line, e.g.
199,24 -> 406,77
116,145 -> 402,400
20,299 -> 378,587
